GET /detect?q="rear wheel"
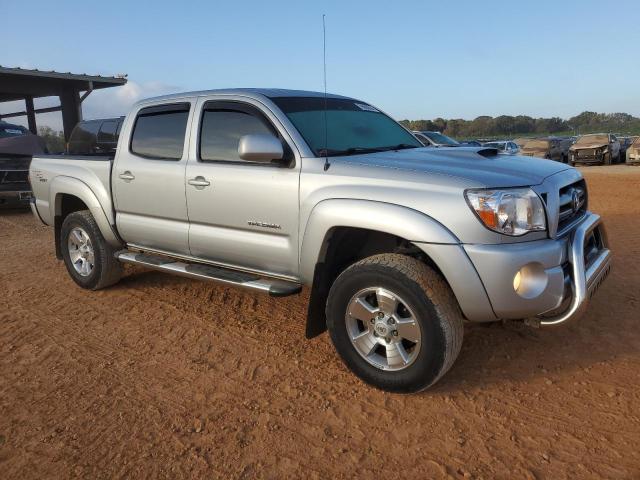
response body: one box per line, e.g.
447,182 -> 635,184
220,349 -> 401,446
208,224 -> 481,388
326,254 -> 464,393
61,210 -> 122,290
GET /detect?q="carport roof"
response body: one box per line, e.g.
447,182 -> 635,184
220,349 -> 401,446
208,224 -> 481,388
0,66 -> 127,102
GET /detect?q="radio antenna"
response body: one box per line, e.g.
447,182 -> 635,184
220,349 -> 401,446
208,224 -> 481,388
322,14 -> 330,171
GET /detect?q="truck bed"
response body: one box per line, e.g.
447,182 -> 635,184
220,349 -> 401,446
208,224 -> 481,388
29,154 -> 115,226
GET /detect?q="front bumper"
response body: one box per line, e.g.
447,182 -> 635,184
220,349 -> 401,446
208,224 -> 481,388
572,157 -> 604,165
536,213 -> 610,325
571,151 -> 605,164
463,212 -> 610,325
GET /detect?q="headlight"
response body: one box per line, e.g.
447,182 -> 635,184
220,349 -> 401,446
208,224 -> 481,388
465,188 -> 546,236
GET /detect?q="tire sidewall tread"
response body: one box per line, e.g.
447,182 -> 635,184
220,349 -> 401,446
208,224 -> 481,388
326,254 -> 464,393
60,210 -> 122,290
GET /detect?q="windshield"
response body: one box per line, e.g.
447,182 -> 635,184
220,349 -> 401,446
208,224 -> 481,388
422,131 -> 459,146
576,134 -> 608,145
523,139 -> 550,149
271,97 -> 422,156
632,136 -> 640,147
484,142 -> 506,151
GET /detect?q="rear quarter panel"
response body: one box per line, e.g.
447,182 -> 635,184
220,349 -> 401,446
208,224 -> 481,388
30,155 -> 114,226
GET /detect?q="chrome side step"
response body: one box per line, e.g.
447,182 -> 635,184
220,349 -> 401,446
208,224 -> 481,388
116,251 -> 302,297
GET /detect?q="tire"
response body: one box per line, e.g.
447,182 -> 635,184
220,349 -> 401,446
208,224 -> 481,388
326,254 -> 464,393
60,210 -> 122,290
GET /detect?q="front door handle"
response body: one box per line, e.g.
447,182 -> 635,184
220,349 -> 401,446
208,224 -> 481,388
188,176 -> 211,189
119,171 -> 135,182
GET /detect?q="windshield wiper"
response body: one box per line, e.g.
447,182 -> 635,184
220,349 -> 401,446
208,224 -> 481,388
318,144 -> 419,157
379,143 -> 420,151
318,147 -> 387,157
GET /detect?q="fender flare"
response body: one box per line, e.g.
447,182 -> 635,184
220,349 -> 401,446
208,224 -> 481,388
50,176 -> 122,247
299,199 -> 459,282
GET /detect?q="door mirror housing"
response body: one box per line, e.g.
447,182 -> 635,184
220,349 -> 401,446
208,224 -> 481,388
238,134 -> 284,163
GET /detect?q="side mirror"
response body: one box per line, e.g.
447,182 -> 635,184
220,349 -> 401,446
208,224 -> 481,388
238,134 -> 284,163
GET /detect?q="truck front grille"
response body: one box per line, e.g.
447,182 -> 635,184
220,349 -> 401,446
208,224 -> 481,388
557,180 -> 587,236
576,149 -> 594,157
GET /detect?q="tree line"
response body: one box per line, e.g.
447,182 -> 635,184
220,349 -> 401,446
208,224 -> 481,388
399,111 -> 640,139
37,126 -> 66,153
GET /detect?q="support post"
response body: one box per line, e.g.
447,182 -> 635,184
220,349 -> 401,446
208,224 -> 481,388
59,89 -> 83,141
25,96 -> 37,134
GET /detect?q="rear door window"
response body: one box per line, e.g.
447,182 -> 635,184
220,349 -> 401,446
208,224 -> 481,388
130,104 -> 190,160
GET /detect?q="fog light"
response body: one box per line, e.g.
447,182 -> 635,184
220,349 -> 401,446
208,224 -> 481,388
513,263 -> 548,299
513,271 -> 522,291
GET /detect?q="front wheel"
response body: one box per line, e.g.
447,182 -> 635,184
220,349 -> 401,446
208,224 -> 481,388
326,254 -> 464,393
61,210 -> 123,290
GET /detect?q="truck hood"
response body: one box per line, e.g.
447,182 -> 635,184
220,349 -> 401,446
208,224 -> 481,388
570,143 -> 608,151
339,147 -> 571,188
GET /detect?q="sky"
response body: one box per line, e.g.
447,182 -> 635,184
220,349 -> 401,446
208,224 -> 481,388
2,0 -> 639,130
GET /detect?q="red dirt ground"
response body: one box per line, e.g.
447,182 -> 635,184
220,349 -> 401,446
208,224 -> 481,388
1,166 -> 639,479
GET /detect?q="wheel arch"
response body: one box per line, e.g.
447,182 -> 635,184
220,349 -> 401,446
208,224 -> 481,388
50,177 -> 122,259
300,199 -> 459,282
300,199 -> 463,338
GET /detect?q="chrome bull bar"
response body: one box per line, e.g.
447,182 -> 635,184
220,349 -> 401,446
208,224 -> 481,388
537,212 -> 611,326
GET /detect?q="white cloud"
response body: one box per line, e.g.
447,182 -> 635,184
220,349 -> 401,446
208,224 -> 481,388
82,80 -> 179,120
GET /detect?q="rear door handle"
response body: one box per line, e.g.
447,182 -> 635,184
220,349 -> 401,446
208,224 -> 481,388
119,171 -> 135,182
188,176 -> 211,189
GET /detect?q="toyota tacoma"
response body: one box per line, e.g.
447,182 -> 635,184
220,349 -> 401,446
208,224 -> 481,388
29,89 -> 611,392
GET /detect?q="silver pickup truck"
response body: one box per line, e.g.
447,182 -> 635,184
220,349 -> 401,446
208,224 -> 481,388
29,89 -> 611,392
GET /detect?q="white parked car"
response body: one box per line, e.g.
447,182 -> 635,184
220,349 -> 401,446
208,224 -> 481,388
483,141 -> 520,155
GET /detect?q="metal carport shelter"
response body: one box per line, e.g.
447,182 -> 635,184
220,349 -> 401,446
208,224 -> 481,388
0,66 -> 127,140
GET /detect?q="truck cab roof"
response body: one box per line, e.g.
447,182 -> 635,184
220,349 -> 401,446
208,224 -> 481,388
137,88 -> 354,106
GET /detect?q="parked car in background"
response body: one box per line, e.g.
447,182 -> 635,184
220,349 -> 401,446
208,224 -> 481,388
67,117 -> 124,155
618,136 -> 635,160
412,131 -> 460,147
569,133 -> 621,166
0,121 -> 46,208
458,140 -> 482,147
626,136 -> 640,165
29,88 -> 611,392
482,140 -> 519,155
520,137 -> 572,163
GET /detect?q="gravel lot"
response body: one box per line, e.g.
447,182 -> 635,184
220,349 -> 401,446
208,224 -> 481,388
1,166 -> 639,479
